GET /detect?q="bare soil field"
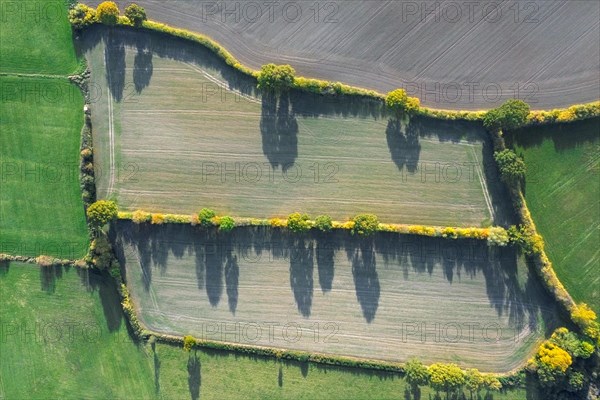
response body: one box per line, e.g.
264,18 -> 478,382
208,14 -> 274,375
82,27 -> 514,226
85,0 -> 600,110
113,221 -> 562,372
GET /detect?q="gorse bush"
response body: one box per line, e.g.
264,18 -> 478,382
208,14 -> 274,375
483,99 -> 530,130
86,200 -> 118,228
198,208 -> 216,227
183,335 -> 196,352
428,363 -> 466,396
351,214 -> 379,236
386,88 -> 420,117
487,226 -> 509,246
287,212 -> 311,232
124,3 -> 146,26
132,209 -> 151,224
96,1 -> 119,25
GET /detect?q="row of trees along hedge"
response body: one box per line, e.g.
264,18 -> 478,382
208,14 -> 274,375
69,3 -> 599,125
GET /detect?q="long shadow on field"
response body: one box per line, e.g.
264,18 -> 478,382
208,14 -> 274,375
316,233 -> 335,293
40,265 -> 63,293
345,236 -> 380,323
187,352 -> 201,400
78,268 -> 124,332
0,260 -> 9,276
386,117 -> 422,174
104,29 -> 126,102
133,33 -> 153,93
261,91 -> 299,171
506,118 -> 600,152
79,25 -> 259,100
289,236 -> 314,317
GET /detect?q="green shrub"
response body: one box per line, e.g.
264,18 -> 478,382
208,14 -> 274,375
404,358 -> 430,388
483,99 -> 530,130
257,64 -> 295,92
86,200 -> 118,228
287,212 -> 311,233
508,224 -> 543,255
96,1 -> 119,25
198,208 -> 216,227
90,234 -> 114,270
351,214 -> 379,236
218,216 -> 235,232
494,149 -> 526,186
69,3 -> 97,28
124,3 -> 146,26
314,215 -> 333,232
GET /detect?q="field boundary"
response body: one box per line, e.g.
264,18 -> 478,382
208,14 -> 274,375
116,210 -> 508,244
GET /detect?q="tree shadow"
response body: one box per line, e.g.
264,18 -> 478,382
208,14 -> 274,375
133,33 -> 153,93
104,29 -> 126,102
261,91 -> 298,172
386,117 -> 422,173
204,236 -> 225,307
0,260 -> 9,277
505,117 -> 600,152
278,365 -> 283,387
346,237 -> 380,323
82,268 -> 124,332
289,236 -> 314,318
40,265 -> 63,293
79,25 -> 258,102
187,352 -> 201,400
316,233 -> 335,293
153,351 -> 161,394
225,252 -> 239,314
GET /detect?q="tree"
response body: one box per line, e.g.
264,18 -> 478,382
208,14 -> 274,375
198,208 -> 216,227
86,200 -> 118,228
257,64 -> 296,92
351,214 -> 379,236
464,368 -> 484,398
487,226 -> 509,246
494,149 -> 526,186
534,342 -> 572,388
482,375 -> 502,393
124,3 -> 147,26
218,216 -> 235,232
287,212 -> 311,233
483,99 -> 530,130
314,215 -> 333,232
386,89 -> 420,118
69,3 -> 97,28
404,358 -> 429,394
183,335 -> 196,352
90,234 -> 114,270
96,1 -> 120,25
428,363 -> 466,398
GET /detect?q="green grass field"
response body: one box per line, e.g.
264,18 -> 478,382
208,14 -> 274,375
0,76 -> 88,258
83,27 -> 497,227
510,119 -> 600,313
0,0 -> 79,74
0,262 -> 535,399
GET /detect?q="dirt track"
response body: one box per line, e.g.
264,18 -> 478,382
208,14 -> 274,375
86,0 -> 599,110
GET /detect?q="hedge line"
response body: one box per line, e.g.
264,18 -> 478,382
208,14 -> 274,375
117,210 -> 508,244
70,3 -> 599,124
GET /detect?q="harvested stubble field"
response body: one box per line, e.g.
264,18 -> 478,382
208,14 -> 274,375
508,119 -> 600,313
86,0 -> 600,110
114,221 -> 562,372
83,27 -> 512,227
